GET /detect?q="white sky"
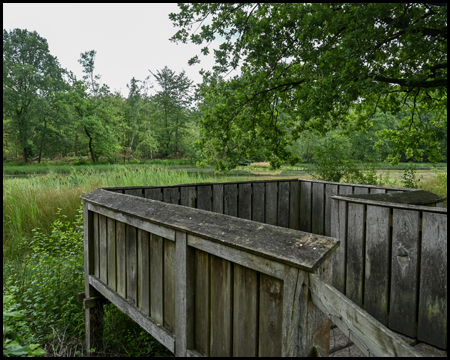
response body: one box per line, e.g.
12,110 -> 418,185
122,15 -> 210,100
3,3 -> 224,97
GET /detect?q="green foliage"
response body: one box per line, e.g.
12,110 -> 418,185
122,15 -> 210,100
400,163 -> 422,189
170,4 -> 447,170
3,295 -> 46,357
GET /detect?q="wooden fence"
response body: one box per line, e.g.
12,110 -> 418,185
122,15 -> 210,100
80,188 -> 423,357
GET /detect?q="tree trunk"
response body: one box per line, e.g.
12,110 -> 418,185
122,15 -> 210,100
85,127 -> 96,162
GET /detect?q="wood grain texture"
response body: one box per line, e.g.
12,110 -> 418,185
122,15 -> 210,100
180,186 -> 196,208
277,182 -> 290,228
107,217 -> 116,290
331,199 -> 347,293
197,185 -> 212,211
212,184 -> 223,214
93,212 -> 100,278
324,184 -> 338,237
150,234 -> 164,325
390,209 -> 420,338
116,221 -> 126,298
164,239 -> 176,333
289,180 -> 300,230
259,273 -> 283,357
194,249 -> 210,356
126,225 -> 138,305
312,182 -> 325,235
210,256 -> 232,357
99,214 -> 108,283
124,188 -> 143,197
346,202 -> 365,307
224,184 -> 238,217
265,182 -> 278,226
163,187 -> 180,205
238,183 -> 252,220
137,229 -> 150,315
233,264 -> 258,357
299,181 -> 312,232
145,188 -> 162,201
252,182 -> 265,223
417,212 -> 447,349
364,205 -> 390,326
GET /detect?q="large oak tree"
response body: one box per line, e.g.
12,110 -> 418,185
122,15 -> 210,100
170,3 -> 447,170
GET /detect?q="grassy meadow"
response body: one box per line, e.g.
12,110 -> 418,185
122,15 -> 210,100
2,160 -> 447,356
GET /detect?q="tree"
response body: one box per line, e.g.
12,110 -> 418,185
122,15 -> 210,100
170,3 -> 447,170
3,29 -> 67,162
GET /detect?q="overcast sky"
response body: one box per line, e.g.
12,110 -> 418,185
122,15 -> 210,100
3,3 -> 225,96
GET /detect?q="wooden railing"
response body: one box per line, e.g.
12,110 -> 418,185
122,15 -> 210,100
81,188 -> 339,356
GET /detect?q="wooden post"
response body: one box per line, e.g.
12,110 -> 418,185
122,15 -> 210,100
83,203 -> 106,356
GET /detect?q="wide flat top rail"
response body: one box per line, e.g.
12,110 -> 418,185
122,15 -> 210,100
340,189 -> 446,205
81,188 -> 338,272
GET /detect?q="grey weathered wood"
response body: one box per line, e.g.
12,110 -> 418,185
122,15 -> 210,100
99,214 -> 108,283
224,184 -> 238,217
289,180 -> 300,230
233,264 -> 258,357
87,203 -> 175,241
417,212 -> 447,349
93,212 -> 100,278
163,187 -> 180,205
89,275 -> 175,353
180,186 -> 196,208
137,229 -> 150,315
163,239 -> 176,333
175,231 -> 195,356
265,182 -> 278,226
252,182 -> 265,223
390,209 -> 420,338
210,256 -> 232,357
126,225 -> 138,305
309,274 -> 421,357
338,185 -> 352,195
331,199 -> 347,293
278,182 -> 290,228
312,182 -> 325,235
299,181 -> 312,232
197,185 -> 212,211
325,184 -> 338,237
212,184 -> 223,214
353,187 -> 369,195
124,188 -> 143,197
150,234 -> 164,325
370,188 -> 386,194
116,221 -> 126,298
194,249 -> 210,356
259,273 -> 283,357
145,188 -> 162,201
342,189 -> 445,205
346,202 -> 365,306
238,183 -> 252,220
364,205 -> 390,326
107,217 -> 116,290
188,235 -> 286,280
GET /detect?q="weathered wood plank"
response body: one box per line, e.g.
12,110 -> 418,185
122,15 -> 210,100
308,274 -> 421,357
331,199 -> 346,293
353,186 -> 369,195
194,249 -> 210,356
99,214 -> 108,283
212,184 -> 223,214
370,188 -> 386,194
163,187 -> 180,205
364,205 -> 390,326
277,182 -> 290,228
390,209 -> 420,338
259,273 -> 283,357
137,229 -> 150,315
325,184 -> 338,237
180,186 -> 196,208
233,264 -> 258,357
107,217 -> 116,290
116,221 -> 126,298
150,234 -> 164,325
210,256 -> 232,357
265,182 -> 278,226
418,212 -> 447,349
163,239 -> 176,333
197,185 -> 212,211
175,231 -> 195,356
346,203 -> 365,307
188,235 -> 286,280
312,182 -> 325,235
299,181 -> 312,232
126,225 -> 138,305
124,188 -> 143,197
93,212 -> 100,278
223,184 -> 238,217
238,183 -> 252,220
252,182 -> 265,223
289,180 -> 300,230
338,185 -> 353,195
89,275 -> 175,353
144,188 -> 162,201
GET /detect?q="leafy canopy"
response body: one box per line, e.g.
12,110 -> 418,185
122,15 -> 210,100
170,3 -> 447,170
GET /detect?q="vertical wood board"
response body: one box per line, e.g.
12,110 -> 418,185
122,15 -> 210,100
116,221 -> 126,298
126,225 -> 138,305
212,184 -> 224,214
145,188 -> 163,201
194,250 -> 210,356
299,181 -> 312,232
238,183 -> 252,220
289,181 -> 300,230
224,184 -> 238,217
163,187 -> 180,205
180,186 -> 196,208
312,182 -> 325,235
277,182 -> 290,228
164,239 -> 176,333
99,215 -> 108,283
252,182 -> 265,223
265,182 -> 278,226
137,229 -> 150,315
150,234 -> 164,325
107,217 -> 116,290
325,184 -> 338,237
197,185 -> 212,211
